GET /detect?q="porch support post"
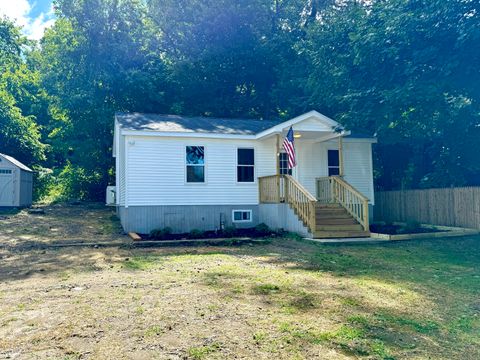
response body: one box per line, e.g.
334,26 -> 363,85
276,134 -> 281,202
338,135 -> 344,177
276,134 -> 280,175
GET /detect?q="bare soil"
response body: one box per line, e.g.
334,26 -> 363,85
0,203 -> 479,359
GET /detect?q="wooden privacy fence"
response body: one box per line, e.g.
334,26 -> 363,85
374,187 -> 480,229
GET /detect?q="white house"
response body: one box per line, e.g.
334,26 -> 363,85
0,153 -> 33,207
113,110 -> 376,238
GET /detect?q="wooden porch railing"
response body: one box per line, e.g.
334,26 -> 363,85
259,175 -> 317,233
316,176 -> 370,231
259,175 -> 283,203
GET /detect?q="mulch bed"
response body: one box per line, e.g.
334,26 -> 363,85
140,228 -> 284,241
370,223 -> 447,235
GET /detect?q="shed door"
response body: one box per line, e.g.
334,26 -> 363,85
0,169 -> 14,206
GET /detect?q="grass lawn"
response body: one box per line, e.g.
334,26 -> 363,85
0,204 -> 479,359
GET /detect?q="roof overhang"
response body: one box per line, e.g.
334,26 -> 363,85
120,129 -> 257,139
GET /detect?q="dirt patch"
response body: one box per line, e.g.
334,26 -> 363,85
0,202 -> 126,251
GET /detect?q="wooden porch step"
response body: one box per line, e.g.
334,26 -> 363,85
315,203 -> 343,209
315,217 -> 358,225
316,207 -> 348,213
316,212 -> 351,219
315,224 -> 364,231
313,230 -> 370,239
316,215 -> 353,221
316,208 -> 350,215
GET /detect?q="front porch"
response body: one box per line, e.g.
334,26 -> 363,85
254,111 -> 373,238
258,174 -> 370,238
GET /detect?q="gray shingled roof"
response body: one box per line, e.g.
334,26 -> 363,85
0,153 -> 33,172
116,112 -> 281,135
115,112 -> 375,139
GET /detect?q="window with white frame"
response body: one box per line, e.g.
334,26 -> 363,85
279,152 -> 292,175
232,210 -> 252,223
237,148 -> 254,182
186,146 -> 205,182
0,169 -> 12,174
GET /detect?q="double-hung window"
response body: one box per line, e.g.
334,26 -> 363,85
237,148 -> 254,182
186,146 -> 205,183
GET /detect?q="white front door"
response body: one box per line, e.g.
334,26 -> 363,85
0,169 -> 14,206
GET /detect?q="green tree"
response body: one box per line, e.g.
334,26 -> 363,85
3,0 -> 480,201
39,0 -> 169,199
302,0 -> 480,189
0,18 -> 46,164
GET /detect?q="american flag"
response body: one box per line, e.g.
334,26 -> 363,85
283,127 -> 297,169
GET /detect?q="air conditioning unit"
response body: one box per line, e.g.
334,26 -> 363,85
106,186 -> 116,206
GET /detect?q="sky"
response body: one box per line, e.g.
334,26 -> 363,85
0,0 -> 55,40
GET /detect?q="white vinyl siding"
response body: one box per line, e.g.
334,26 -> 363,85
343,142 -> 375,205
294,139 -> 374,204
296,139 -> 322,195
115,133 -> 374,207
125,136 -> 276,206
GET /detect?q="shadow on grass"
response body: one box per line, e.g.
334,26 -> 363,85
0,231 -> 478,359
264,235 -> 480,294
0,207 -> 23,216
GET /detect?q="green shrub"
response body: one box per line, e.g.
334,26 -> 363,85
254,223 -> 271,236
188,229 -> 204,239
222,225 -> 236,238
34,162 -> 103,203
150,227 -> 172,240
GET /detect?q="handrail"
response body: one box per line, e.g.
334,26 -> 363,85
316,176 -> 369,231
259,174 -> 317,233
284,175 -> 317,233
284,175 -> 317,201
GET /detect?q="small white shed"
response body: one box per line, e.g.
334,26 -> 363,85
0,153 -> 33,207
